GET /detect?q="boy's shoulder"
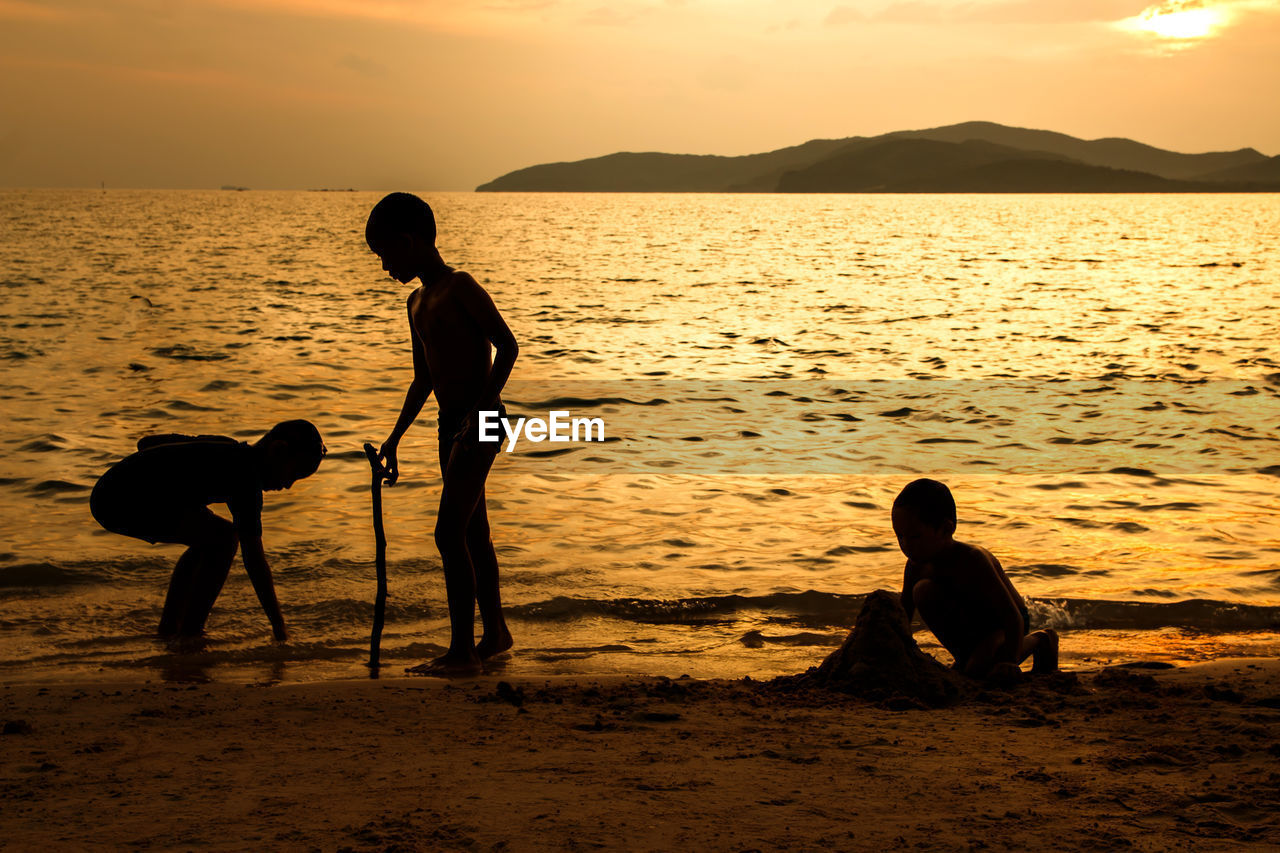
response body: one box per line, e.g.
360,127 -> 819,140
935,540 -> 999,578
136,434 -> 242,454
122,438 -> 257,486
439,268 -> 482,294
409,270 -> 482,304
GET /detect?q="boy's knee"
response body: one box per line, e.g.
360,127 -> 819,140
434,520 -> 465,554
465,518 -> 492,548
912,578 -> 940,607
205,518 -> 238,555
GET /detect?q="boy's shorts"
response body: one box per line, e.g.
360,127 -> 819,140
438,402 -> 510,468
90,467 -> 193,545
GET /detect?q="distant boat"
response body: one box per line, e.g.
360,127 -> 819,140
220,185 -> 250,191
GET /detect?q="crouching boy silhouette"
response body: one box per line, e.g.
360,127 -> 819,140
893,478 -> 1058,678
366,192 -> 518,676
90,420 -> 325,640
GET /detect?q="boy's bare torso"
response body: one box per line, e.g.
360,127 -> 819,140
916,541 -> 1027,616
409,270 -> 495,414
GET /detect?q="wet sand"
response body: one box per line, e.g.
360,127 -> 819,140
4,660 -> 1280,851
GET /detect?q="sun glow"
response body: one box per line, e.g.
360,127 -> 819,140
1120,3 -> 1232,40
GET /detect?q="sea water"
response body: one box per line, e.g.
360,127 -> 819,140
1,189 -> 1278,683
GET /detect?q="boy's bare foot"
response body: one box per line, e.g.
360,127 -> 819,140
986,661 -> 1024,686
476,629 -> 513,660
1031,628 -> 1059,674
406,649 -> 483,678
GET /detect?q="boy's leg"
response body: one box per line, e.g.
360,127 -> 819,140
1018,628 -> 1059,673
423,441 -> 497,673
160,551 -> 199,637
912,578 -> 981,671
466,498 -> 512,659
160,510 -> 239,638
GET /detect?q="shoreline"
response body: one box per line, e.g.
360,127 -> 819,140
4,659 -> 1279,850
5,622 -> 1280,689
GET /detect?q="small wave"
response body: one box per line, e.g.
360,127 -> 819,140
0,556 -> 173,591
739,630 -> 842,648
287,597 -> 437,625
199,380 -> 240,392
165,399 -> 219,412
509,396 -> 669,409
148,345 -> 230,361
505,591 -> 1280,633
1033,597 -> 1280,632
506,591 -> 867,624
524,447 -> 579,458
1107,467 -> 1159,478
127,641 -> 369,669
17,435 -> 69,453
0,562 -> 111,589
1013,563 -> 1081,579
28,479 -> 90,495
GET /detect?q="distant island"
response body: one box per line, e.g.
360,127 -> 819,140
476,121 -> 1280,193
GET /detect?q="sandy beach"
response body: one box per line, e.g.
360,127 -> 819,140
4,658 -> 1280,851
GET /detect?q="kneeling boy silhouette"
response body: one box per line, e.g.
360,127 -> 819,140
366,192 -> 518,676
893,478 -> 1058,678
90,420 -> 325,640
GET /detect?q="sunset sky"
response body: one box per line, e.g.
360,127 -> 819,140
1,0 -> 1278,189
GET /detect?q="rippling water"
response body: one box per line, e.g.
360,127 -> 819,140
2,189 -> 1278,682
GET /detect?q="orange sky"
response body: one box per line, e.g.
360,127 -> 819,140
1,0 -> 1277,189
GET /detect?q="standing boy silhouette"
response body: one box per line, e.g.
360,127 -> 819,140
367,192 -> 518,676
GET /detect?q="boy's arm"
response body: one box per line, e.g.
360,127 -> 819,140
990,552 -> 1026,621
455,273 -> 518,410
987,551 -> 1025,657
900,559 -> 920,622
240,534 -> 287,641
959,552 -> 1023,675
379,297 -> 433,485
228,492 -> 285,640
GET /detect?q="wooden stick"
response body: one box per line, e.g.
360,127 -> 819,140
363,442 -> 390,674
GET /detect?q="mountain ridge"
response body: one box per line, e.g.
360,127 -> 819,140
476,122 -> 1276,193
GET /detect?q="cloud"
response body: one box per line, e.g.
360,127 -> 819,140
826,1 -> 1172,27
0,0 -> 74,21
824,5 -> 864,26
337,54 -> 387,77
1115,0 -> 1280,46
580,5 -> 647,26
480,0 -> 557,11
961,1 -> 1141,24
0,53 -> 378,109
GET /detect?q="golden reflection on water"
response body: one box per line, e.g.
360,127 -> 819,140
1,190 -> 1278,676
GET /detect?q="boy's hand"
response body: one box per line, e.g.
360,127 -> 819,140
378,441 -> 400,486
985,661 -> 1023,685
457,399 -> 503,451
453,411 -> 481,451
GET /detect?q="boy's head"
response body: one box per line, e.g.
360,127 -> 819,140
257,419 -> 326,491
365,192 -> 437,284
891,478 -> 957,561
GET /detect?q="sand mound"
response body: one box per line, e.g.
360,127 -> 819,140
792,589 -> 967,707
